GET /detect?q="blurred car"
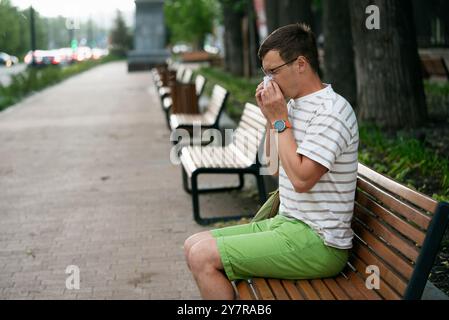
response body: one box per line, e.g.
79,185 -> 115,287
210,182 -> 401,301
58,48 -> 76,64
0,52 -> 15,67
24,50 -> 63,66
74,46 -> 92,62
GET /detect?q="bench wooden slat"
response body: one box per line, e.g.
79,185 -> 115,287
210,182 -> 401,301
356,190 -> 426,246
352,239 -> 406,296
163,97 -> 172,110
358,163 -> 438,213
296,280 -> 320,300
267,279 -> 290,300
281,280 -> 305,300
309,279 -> 336,300
354,204 -> 420,262
227,144 -> 254,167
226,147 -> 251,168
350,251 -> 402,299
238,121 -> 261,138
357,177 -> 431,230
346,269 -> 383,300
252,278 -> 276,300
180,148 -> 196,178
195,75 -> 206,97
322,278 -> 351,300
335,275 -> 366,300
352,221 -> 414,280
240,110 -> 266,130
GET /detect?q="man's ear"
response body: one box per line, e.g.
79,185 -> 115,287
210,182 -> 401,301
297,56 -> 307,73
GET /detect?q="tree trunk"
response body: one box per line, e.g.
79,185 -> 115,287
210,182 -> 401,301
278,0 -> 313,28
222,1 -> 244,76
265,0 -> 279,34
323,0 -> 357,107
248,0 -> 261,77
349,0 -> 427,129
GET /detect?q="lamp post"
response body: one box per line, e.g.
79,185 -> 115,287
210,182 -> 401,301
30,6 -> 37,67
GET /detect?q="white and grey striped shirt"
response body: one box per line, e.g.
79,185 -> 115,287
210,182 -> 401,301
279,84 -> 358,249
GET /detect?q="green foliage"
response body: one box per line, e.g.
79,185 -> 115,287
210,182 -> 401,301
164,0 -> 218,48
109,10 -> 133,57
424,80 -> 449,117
0,55 -> 121,112
359,124 -> 449,202
0,1 -> 40,57
195,67 -> 260,120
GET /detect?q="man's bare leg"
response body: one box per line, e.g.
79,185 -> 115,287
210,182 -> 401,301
188,238 -> 235,300
184,231 -> 214,270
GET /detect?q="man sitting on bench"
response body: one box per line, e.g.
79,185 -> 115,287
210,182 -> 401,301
184,23 -> 359,300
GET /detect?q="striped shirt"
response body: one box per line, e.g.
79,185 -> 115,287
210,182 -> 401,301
279,84 -> 359,249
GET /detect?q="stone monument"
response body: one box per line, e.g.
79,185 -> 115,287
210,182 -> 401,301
127,0 -> 169,71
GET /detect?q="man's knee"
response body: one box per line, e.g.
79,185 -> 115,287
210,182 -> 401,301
184,231 -> 213,258
188,238 -> 222,273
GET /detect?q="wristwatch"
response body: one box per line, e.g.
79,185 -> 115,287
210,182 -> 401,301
272,120 -> 292,133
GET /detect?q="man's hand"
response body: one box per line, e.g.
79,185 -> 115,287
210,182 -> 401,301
257,81 -> 288,124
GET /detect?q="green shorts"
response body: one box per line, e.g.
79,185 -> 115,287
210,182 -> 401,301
210,214 -> 349,281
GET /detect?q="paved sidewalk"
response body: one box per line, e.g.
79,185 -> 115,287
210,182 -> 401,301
0,61 -> 259,299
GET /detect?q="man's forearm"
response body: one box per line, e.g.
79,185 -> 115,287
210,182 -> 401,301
265,123 -> 279,176
276,129 -> 312,192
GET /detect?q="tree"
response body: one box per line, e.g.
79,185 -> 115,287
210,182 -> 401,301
164,0 -> 218,50
349,0 -> 427,129
265,0 -> 314,33
322,0 -> 356,107
110,10 -> 132,57
220,0 -> 245,76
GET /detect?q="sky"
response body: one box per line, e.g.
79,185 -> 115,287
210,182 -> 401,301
10,0 -> 136,27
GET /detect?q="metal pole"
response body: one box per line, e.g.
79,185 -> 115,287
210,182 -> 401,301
30,6 -> 36,66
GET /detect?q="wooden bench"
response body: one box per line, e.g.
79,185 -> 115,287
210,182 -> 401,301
160,66 -> 193,99
235,163 -> 449,300
421,56 -> 449,80
170,84 -> 229,133
162,74 -> 207,128
179,103 -> 268,225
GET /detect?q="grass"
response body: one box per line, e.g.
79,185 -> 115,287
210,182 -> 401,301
358,125 -> 449,202
0,55 -> 122,112
196,66 -> 449,203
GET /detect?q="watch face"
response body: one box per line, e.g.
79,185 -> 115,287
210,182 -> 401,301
274,120 -> 286,132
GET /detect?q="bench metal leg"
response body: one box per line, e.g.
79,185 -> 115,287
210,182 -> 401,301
190,172 -> 249,226
164,106 -> 171,130
182,170 -> 244,195
182,166 -> 191,194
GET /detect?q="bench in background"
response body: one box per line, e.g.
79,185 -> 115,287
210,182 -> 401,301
179,103 -> 268,225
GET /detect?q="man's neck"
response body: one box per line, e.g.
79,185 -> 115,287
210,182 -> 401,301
293,74 -> 325,99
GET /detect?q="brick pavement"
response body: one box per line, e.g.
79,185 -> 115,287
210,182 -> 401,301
0,61 -> 260,300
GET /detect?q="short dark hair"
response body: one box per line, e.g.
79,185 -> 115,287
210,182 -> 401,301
258,23 -> 320,74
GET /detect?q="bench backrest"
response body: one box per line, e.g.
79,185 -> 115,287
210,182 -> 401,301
182,68 -> 193,84
230,103 -> 267,165
202,85 -> 229,126
421,56 -> 449,79
351,163 -> 448,299
176,65 -> 186,82
195,75 -> 206,97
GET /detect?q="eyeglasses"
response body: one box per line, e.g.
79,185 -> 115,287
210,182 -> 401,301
261,56 -> 298,77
